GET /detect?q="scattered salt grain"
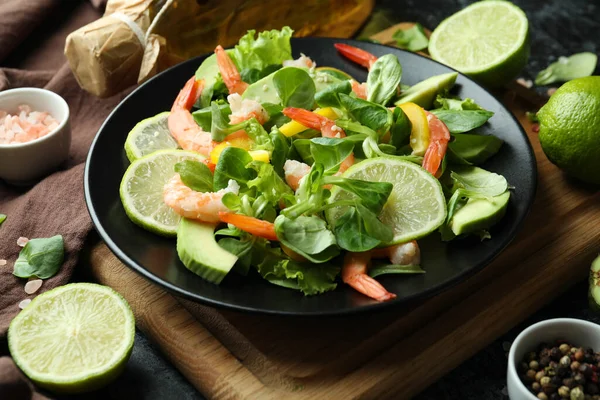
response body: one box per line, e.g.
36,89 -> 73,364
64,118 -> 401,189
17,237 -> 29,247
24,279 -> 43,295
0,104 -> 60,145
0,259 -> 6,266
18,299 -> 31,309
547,87 -> 557,96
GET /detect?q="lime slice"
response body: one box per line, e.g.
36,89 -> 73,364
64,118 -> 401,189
120,149 -> 206,236
124,112 -> 179,162
428,1 -> 529,87
326,158 -> 447,244
8,283 -> 135,394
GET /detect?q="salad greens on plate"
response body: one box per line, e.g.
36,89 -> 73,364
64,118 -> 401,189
119,27 -> 511,302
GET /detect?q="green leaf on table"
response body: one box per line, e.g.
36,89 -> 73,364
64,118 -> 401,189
13,235 -> 64,279
174,160 -> 213,192
274,215 -> 339,263
430,109 -> 494,133
535,52 -> 598,86
315,80 -> 352,109
339,93 -> 393,135
213,147 -> 256,190
273,67 -> 316,109
447,133 -> 503,165
355,9 -> 396,40
367,54 -> 402,106
392,23 -> 429,52
368,264 -> 425,278
0,214 -> 5,226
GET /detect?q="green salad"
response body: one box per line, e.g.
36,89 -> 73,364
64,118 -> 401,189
120,27 -> 511,302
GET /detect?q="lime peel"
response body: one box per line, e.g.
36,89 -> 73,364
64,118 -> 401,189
8,283 -> 135,394
326,158 -> 447,244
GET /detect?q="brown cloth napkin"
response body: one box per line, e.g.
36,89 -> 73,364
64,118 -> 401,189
0,1 -> 127,398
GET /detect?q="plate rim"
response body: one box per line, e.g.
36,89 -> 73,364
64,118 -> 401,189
84,37 -> 537,316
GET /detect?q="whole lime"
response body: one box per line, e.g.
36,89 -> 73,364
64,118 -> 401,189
537,76 -> 600,184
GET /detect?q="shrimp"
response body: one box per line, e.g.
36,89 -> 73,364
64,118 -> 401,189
215,45 -> 248,95
163,175 -> 239,223
282,107 -> 355,174
422,111 -> 450,178
227,93 -> 269,125
342,241 -> 421,301
334,43 -> 378,99
342,252 -> 396,302
350,79 -> 368,100
334,43 -> 378,69
371,241 -> 421,266
283,159 -> 311,191
283,53 -> 316,69
169,76 -> 217,157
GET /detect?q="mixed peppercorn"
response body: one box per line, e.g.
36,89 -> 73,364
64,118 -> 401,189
519,341 -> 600,400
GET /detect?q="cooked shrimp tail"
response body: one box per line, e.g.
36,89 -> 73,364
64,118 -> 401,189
282,107 -> 344,138
215,45 -> 248,95
422,112 -> 450,178
351,79 -> 368,99
334,43 -> 378,69
218,212 -> 278,241
342,252 -> 396,302
168,76 -> 217,156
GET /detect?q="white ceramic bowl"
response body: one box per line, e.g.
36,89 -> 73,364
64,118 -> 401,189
507,318 -> 600,399
0,88 -> 71,184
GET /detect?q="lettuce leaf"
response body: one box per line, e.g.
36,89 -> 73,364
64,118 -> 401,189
256,247 -> 339,295
232,27 -> 294,71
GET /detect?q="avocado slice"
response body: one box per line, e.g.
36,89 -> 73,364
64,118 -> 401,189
589,255 -> 600,311
449,190 -> 510,236
242,67 -> 342,105
177,218 -> 238,284
242,72 -> 281,104
395,72 -> 458,109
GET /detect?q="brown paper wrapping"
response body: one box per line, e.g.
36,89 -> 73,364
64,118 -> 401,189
65,0 -> 374,97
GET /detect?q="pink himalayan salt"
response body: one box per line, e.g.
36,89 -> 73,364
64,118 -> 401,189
0,104 -> 60,145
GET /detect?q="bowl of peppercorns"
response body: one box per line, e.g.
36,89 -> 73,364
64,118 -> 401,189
508,318 -> 600,400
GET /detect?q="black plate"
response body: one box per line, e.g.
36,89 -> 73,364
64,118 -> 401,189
85,38 -> 536,316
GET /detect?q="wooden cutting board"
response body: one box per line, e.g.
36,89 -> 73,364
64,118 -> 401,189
87,24 -> 600,399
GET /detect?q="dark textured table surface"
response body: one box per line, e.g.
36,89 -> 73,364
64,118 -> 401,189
8,0 -> 600,399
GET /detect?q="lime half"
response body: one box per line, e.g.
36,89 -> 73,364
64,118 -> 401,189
326,158 -> 447,244
120,149 -> 206,236
428,1 -> 529,87
8,283 -> 135,394
124,112 -> 179,162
